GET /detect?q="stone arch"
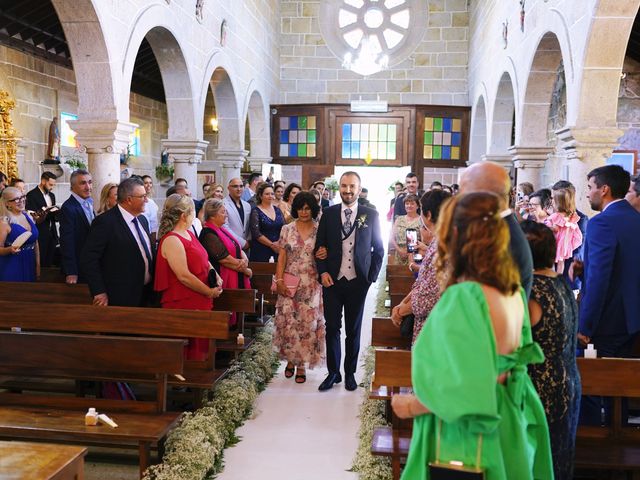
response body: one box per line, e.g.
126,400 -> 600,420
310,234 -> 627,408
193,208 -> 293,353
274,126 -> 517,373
51,0 -> 118,120
574,1 -> 640,129
490,72 -> 517,154
121,6 -> 199,139
200,52 -> 242,151
243,85 -> 270,159
469,93 -> 488,163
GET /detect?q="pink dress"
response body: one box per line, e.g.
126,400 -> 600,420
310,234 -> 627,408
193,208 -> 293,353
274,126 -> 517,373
544,212 -> 583,263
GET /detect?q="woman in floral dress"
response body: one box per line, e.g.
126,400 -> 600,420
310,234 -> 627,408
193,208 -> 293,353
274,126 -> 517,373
273,191 -> 325,383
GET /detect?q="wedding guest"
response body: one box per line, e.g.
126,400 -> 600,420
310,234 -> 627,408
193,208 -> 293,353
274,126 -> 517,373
242,171 -> 263,203
26,171 -> 59,267
0,187 -> 39,281
627,175 -> 640,212
273,182 -> 286,211
249,182 -> 284,262
141,175 -> 159,243
223,178 -> 251,249
281,182 -> 301,224
200,198 -> 252,328
274,191 -> 326,383
387,181 -> 404,222
10,178 -> 25,194
198,182 -> 225,222
521,220 -> 580,480
312,180 -> 330,208
525,189 -> 552,222
97,182 -> 118,215
155,194 -> 222,360
391,191 -> 553,480
393,172 -> 420,220
544,187 -> 582,274
390,194 -> 420,265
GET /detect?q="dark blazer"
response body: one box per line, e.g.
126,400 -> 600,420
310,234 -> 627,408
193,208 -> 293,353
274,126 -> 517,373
505,213 -> 533,298
59,195 -> 92,278
26,186 -> 58,242
579,200 -> 640,337
315,204 -> 384,284
80,206 -> 152,307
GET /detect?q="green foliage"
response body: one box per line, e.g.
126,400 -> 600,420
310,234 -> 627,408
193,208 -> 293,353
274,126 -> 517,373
155,164 -> 174,180
324,178 -> 339,193
64,152 -> 87,171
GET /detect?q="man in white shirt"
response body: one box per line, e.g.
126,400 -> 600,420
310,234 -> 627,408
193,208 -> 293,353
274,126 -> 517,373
141,175 -> 159,243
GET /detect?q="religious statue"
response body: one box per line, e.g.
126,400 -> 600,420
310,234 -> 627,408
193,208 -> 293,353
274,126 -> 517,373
196,0 -> 204,21
520,0 -> 526,32
46,117 -> 61,163
502,20 -> 509,49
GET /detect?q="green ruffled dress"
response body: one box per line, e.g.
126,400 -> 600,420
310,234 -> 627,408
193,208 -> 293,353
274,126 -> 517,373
401,282 -> 554,480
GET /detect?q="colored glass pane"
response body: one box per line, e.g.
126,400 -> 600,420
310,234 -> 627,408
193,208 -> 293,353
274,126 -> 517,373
361,125 -> 369,141
452,119 -> 462,132
280,144 -> 288,157
423,145 -> 432,159
443,118 -> 452,132
307,144 -> 316,157
308,130 -> 316,143
388,142 -> 396,159
298,116 -> 308,129
308,116 -> 317,129
289,144 -> 298,156
377,142 -> 386,159
433,145 -> 442,158
351,142 -> 360,158
379,124 -> 388,142
289,117 -> 298,130
342,124 -> 351,141
433,132 -> 442,145
279,131 -> 288,143
451,146 -> 460,160
299,130 -> 307,143
369,123 -> 378,139
342,142 -> 350,158
442,146 -> 451,160
424,131 -> 433,145
60,112 -> 78,148
298,144 -> 307,157
433,118 -> 443,131
442,132 -> 451,145
452,132 -> 461,146
388,124 -> 397,139
360,142 -> 369,159
129,127 -> 141,156
424,117 -> 434,131
289,130 -> 298,143
279,117 -> 289,130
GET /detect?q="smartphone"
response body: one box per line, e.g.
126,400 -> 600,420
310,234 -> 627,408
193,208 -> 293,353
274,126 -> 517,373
406,228 -> 418,253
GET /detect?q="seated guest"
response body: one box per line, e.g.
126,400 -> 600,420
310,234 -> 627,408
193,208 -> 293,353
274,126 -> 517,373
97,182 -> 118,215
391,192 -> 553,480
155,194 -> 223,360
200,198 -> 252,328
0,187 -> 39,281
521,220 -> 580,480
249,182 -> 284,262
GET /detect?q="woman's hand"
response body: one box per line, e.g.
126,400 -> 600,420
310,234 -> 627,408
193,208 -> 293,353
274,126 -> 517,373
391,305 -> 403,327
415,241 -> 428,256
3,245 -> 20,255
237,258 -> 248,271
391,395 -> 418,419
243,267 -> 253,279
276,280 -> 288,296
209,286 -> 223,299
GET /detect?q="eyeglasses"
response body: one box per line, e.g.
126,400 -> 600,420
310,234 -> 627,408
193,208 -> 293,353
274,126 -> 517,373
7,196 -> 26,203
129,194 -> 148,199
229,184 -> 244,188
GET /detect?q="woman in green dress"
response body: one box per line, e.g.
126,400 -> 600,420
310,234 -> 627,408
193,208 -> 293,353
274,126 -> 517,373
391,192 -> 553,480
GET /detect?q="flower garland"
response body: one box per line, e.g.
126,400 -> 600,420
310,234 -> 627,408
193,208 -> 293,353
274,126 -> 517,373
143,326 -> 280,480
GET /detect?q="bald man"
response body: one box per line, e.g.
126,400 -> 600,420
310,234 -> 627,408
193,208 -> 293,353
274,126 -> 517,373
459,162 -> 534,297
223,177 -> 251,249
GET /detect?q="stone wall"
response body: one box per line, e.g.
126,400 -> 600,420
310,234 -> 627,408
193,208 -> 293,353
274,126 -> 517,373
279,0 -> 469,105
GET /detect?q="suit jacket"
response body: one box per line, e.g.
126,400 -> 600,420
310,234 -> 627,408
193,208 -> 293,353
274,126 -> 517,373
26,186 -> 58,243
579,200 -> 640,337
505,213 -> 533,298
223,196 -> 251,249
59,195 -> 92,278
80,206 -> 152,307
315,204 -> 384,284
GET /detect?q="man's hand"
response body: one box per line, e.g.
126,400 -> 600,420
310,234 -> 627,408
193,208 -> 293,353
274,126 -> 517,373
568,260 -> 584,282
577,333 -> 590,347
93,293 -> 109,306
65,275 -> 78,284
320,272 -> 334,288
315,246 -> 327,260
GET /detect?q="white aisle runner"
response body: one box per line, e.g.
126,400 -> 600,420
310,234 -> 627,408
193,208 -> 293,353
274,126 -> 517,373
217,281 -> 379,480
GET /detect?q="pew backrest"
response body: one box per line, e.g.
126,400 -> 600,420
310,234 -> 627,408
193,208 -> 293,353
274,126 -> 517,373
371,317 -> 411,349
372,349 -> 412,389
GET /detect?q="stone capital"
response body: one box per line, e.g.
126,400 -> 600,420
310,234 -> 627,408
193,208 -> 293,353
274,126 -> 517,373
480,154 -> 513,170
213,149 -> 249,164
247,156 -> 272,171
555,126 -> 623,161
162,139 -> 209,165
508,146 -> 553,163
68,120 -> 136,154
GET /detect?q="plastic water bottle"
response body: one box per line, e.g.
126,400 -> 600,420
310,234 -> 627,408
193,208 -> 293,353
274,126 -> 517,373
584,344 -> 597,359
268,256 -> 275,263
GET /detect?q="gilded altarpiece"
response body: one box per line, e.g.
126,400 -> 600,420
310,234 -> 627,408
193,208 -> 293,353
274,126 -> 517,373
0,91 -> 18,180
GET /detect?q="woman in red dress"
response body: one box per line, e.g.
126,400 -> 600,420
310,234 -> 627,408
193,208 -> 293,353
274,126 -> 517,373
154,194 -> 223,360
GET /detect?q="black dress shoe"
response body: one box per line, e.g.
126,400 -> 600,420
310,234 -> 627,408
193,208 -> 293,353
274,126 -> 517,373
345,373 -> 358,391
318,373 -> 342,391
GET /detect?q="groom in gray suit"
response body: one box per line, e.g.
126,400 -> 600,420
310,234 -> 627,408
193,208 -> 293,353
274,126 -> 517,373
223,177 -> 251,249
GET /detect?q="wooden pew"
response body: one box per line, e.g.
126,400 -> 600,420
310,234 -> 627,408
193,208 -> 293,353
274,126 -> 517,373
371,348 -> 412,480
0,331 -> 185,478
371,317 -> 411,350
0,441 -> 87,480
248,262 -> 277,319
386,263 -> 414,278
387,274 -> 415,309
575,357 -> 640,477
0,281 -> 90,304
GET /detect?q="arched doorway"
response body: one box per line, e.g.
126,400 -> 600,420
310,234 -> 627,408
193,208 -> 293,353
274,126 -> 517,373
469,94 -> 487,163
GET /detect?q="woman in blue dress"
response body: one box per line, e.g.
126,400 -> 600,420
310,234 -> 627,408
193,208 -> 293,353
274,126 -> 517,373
249,182 -> 285,262
0,186 -> 39,281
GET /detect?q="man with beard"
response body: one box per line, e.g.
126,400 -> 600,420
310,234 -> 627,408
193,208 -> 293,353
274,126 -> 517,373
26,171 -> 59,266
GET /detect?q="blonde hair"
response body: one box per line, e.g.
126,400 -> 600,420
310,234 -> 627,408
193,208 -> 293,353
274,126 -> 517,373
205,183 -> 224,200
158,194 -> 194,238
203,198 -> 224,221
0,187 -> 20,223
97,182 -> 118,215
552,187 -> 576,215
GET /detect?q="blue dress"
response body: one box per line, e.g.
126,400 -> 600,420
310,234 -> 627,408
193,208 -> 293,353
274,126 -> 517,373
0,212 -> 39,282
249,206 -> 284,262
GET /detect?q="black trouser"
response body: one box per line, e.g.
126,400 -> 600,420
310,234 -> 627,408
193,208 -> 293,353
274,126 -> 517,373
579,332 -> 638,425
323,276 -> 370,376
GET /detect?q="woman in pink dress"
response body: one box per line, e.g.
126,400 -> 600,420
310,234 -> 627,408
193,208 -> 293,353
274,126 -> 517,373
544,188 -> 582,274
273,191 -> 326,383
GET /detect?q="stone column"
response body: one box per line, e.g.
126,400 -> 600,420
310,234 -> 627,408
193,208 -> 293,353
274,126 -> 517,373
246,155 -> 272,174
68,120 -> 136,203
508,146 -> 553,190
161,139 -> 209,193
555,126 -> 623,214
480,154 -> 513,171
213,149 -> 249,188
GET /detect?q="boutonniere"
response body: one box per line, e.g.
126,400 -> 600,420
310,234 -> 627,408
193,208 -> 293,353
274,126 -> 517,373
356,214 -> 368,229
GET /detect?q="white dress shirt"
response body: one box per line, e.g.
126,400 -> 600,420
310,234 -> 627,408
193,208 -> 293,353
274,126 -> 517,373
143,197 -> 159,234
118,204 -> 152,284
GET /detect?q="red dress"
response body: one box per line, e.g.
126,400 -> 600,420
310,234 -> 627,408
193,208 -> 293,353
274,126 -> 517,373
154,230 -> 212,361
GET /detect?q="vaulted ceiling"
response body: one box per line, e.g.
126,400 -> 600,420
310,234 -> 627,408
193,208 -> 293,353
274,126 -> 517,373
0,0 -> 166,102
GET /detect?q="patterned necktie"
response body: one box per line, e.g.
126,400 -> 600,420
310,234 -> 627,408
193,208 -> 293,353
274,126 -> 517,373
343,208 -> 352,232
132,217 -> 153,268
83,200 -> 94,224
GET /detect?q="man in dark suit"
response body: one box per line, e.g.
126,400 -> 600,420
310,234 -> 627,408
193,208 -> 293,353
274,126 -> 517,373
312,180 -> 330,209
59,169 -> 94,284
459,161 -> 533,297
26,171 -> 59,267
80,177 -> 153,307
393,172 -> 420,221
315,171 -> 384,391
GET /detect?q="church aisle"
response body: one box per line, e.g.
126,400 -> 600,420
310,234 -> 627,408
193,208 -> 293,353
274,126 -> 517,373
217,281 -> 379,480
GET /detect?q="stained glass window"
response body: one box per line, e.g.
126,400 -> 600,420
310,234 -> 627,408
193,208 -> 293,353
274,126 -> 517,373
60,112 -> 78,148
278,115 -> 317,158
130,127 -> 141,156
423,117 -> 462,161
341,123 -> 397,160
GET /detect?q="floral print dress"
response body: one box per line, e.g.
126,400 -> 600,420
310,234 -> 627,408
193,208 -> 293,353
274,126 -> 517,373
273,221 -> 326,368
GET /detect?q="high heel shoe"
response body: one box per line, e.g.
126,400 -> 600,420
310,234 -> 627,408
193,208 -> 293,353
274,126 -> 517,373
284,363 -> 295,378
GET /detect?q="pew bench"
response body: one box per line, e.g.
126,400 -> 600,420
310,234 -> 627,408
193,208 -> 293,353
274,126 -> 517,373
0,440 -> 87,480
248,262 -> 277,319
369,317 -> 412,404
386,274 -> 415,309
0,331 -> 185,478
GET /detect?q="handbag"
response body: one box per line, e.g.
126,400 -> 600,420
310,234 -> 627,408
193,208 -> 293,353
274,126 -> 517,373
429,419 -> 485,479
400,314 -> 415,338
208,268 -> 221,288
271,272 -> 300,298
